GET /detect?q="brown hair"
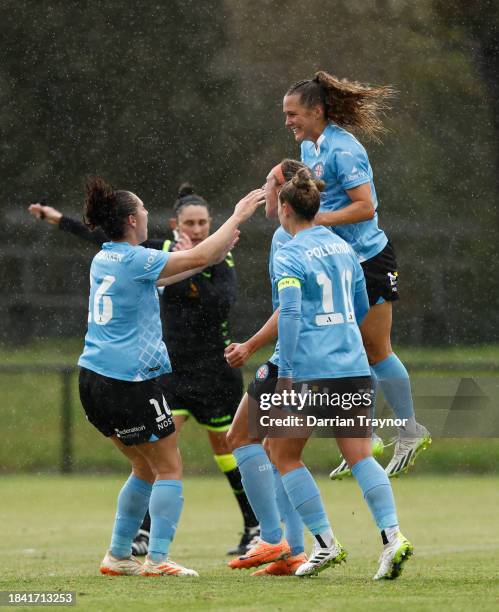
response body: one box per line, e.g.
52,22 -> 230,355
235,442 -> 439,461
84,177 -> 138,240
279,168 -> 325,221
286,70 -> 395,140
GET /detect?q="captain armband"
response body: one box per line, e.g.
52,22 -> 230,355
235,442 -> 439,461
277,277 -> 301,291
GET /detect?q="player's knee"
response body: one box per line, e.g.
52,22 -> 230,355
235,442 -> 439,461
365,344 -> 392,365
226,427 -> 244,452
226,427 -> 258,452
132,460 -> 154,483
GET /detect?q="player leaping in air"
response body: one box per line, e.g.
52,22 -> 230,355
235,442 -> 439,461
283,71 -> 431,479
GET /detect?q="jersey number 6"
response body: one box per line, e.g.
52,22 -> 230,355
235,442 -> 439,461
88,275 -> 116,326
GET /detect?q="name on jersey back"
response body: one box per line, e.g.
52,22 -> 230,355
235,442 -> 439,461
95,251 -> 124,263
304,241 -> 351,261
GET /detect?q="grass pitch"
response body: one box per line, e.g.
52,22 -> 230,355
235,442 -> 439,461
1,475 -> 498,611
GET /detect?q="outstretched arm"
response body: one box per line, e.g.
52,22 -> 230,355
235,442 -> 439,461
28,203 -> 107,246
225,308 -> 279,368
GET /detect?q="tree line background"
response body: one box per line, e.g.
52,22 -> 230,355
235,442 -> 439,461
1,0 -> 498,346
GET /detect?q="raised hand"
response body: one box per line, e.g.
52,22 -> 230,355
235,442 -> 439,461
28,203 -> 62,225
233,188 -> 266,223
172,232 -> 193,252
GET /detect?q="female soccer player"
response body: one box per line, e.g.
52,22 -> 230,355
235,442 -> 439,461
282,71 -> 430,478
28,185 -> 259,555
225,159 -> 311,576
269,169 -> 413,579
75,176 -> 263,577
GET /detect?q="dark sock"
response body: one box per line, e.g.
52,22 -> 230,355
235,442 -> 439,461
214,453 -> 258,528
224,466 -> 259,528
139,510 -> 150,533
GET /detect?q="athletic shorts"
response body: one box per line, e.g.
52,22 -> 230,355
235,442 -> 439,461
247,361 -> 279,403
79,367 -> 175,446
361,241 -> 399,306
161,360 -> 243,431
247,362 -> 373,439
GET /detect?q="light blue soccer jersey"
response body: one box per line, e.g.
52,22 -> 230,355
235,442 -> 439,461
268,226 -> 292,366
301,123 -> 388,262
274,226 -> 370,381
78,242 -> 171,381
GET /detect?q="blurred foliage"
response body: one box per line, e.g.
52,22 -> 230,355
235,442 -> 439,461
0,0 -> 497,344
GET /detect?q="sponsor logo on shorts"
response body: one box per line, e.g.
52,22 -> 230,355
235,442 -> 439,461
256,364 -> 269,381
115,425 -> 146,436
388,271 -> 398,290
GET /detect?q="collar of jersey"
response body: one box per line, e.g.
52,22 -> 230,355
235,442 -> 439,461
312,124 -> 335,156
102,241 -> 134,250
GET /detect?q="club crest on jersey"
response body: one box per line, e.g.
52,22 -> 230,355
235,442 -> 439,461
313,163 -> 324,178
256,364 -> 269,381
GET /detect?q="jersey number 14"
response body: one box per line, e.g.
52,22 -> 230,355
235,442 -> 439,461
315,271 -> 355,326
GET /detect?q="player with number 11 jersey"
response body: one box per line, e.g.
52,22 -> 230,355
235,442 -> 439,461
273,225 -> 370,381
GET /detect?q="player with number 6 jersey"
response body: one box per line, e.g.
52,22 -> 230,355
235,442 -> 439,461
75,176 -> 264,579
79,244 -> 171,382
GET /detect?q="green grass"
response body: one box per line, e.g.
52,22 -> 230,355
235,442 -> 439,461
1,338 -> 499,473
2,337 -> 499,367
1,475 -> 498,611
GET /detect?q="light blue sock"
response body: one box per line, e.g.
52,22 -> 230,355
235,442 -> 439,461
233,445 -> 282,544
351,457 -> 398,530
110,474 -> 152,558
372,353 -> 414,420
272,466 -> 304,555
281,466 -> 331,536
148,480 -> 183,562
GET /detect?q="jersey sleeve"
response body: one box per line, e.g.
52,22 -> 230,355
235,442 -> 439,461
59,215 -> 108,246
129,246 -> 170,283
333,143 -> 371,190
273,245 -> 305,284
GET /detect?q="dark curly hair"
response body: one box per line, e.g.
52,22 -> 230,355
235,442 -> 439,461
83,177 -> 138,240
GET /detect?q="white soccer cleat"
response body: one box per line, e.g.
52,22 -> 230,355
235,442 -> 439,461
330,433 -> 384,480
294,539 -> 347,577
141,557 -> 199,577
100,551 -> 143,576
373,532 -> 413,580
385,424 -> 431,477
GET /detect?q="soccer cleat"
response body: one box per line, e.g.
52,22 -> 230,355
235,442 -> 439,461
131,529 -> 149,556
329,433 -> 384,480
228,539 -> 290,570
226,525 -> 260,555
385,425 -> 431,478
140,557 -> 199,577
294,539 -> 347,577
99,551 -> 143,576
251,552 -> 307,576
373,532 -> 413,580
